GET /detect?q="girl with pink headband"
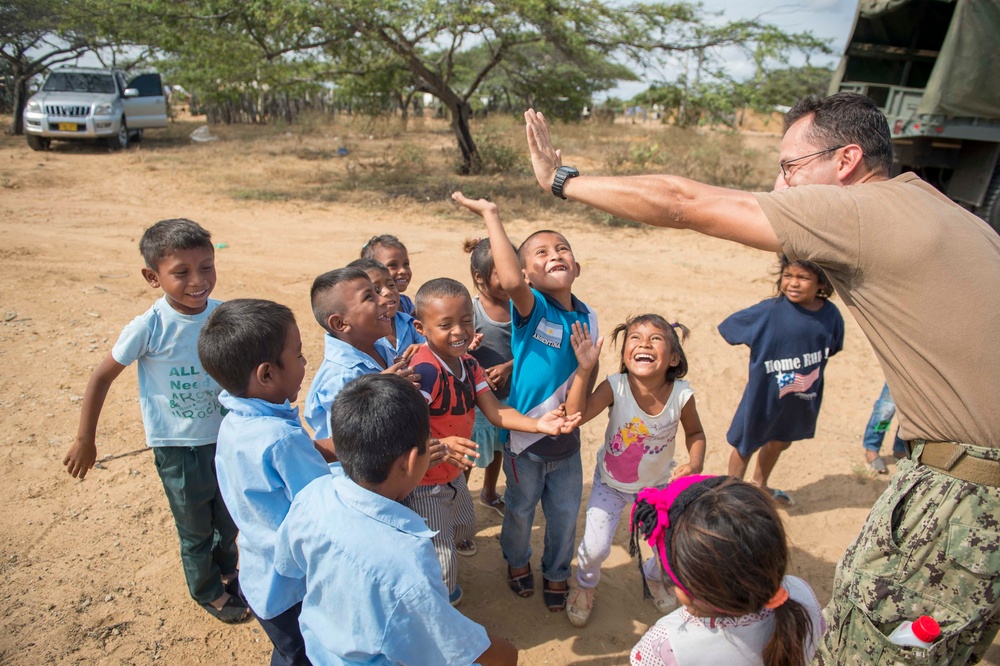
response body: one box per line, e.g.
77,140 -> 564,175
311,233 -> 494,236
629,476 -> 824,666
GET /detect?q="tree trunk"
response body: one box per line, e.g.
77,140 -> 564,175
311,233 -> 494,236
444,98 -> 481,174
8,73 -> 28,136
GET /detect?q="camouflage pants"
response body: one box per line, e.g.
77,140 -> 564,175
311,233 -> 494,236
814,441 -> 1000,665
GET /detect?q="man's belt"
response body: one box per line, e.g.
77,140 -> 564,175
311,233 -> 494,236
916,440 -> 1000,487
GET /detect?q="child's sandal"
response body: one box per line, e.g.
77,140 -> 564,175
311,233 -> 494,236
542,580 -> 570,612
507,565 -> 534,598
201,595 -> 251,624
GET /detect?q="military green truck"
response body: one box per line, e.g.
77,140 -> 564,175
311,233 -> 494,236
830,0 -> 1000,232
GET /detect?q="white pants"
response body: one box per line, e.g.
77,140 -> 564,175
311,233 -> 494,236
575,468 -> 662,589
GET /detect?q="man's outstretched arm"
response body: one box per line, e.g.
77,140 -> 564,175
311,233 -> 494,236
524,109 -> 782,253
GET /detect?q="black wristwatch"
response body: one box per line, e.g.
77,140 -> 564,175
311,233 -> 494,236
551,165 -> 580,199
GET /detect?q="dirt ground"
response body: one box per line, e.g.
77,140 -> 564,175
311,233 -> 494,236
1,116 -> 996,665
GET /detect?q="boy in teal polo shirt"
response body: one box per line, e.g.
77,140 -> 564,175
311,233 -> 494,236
452,192 -> 598,613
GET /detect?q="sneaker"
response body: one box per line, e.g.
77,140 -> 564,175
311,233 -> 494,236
479,493 -> 505,517
449,585 -> 463,607
566,587 -> 595,627
456,538 -> 477,557
647,578 -> 679,614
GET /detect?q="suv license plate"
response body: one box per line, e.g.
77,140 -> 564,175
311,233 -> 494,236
58,122 -> 79,131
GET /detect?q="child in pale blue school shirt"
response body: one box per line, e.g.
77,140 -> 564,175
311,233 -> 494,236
303,267 -> 415,451
199,299 -> 331,665
275,374 -> 518,666
348,258 -> 425,363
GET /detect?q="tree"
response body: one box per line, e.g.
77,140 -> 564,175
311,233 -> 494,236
1,0 -> 103,134
751,65 -> 833,109
106,0 -> 831,173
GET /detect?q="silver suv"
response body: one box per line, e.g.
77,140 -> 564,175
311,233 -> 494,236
23,67 -> 168,150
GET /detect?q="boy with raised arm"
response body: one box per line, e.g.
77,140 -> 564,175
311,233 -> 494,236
452,192 -> 597,613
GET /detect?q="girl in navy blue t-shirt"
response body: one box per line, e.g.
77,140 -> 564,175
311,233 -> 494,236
719,255 -> 844,506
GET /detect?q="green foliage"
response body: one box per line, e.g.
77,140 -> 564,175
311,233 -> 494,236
49,0 -> 831,169
473,132 -> 525,175
751,65 -> 834,109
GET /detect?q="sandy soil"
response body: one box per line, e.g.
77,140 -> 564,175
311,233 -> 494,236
0,116 -> 996,665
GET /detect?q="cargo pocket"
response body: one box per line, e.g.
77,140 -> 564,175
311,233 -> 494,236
848,470 -> 924,579
835,571 -> 972,666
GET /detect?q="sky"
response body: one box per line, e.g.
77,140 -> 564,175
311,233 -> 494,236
605,0 -> 860,100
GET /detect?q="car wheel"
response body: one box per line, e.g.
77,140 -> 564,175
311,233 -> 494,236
26,134 -> 50,151
108,121 -> 130,150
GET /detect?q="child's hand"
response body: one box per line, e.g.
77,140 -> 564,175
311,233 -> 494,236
400,344 -> 421,364
485,361 -> 513,390
63,437 -> 98,479
428,439 -> 447,467
466,332 -> 485,352
570,321 -> 603,370
537,408 -> 583,436
670,461 -> 703,481
383,361 -> 420,386
438,436 -> 479,470
451,191 -> 500,219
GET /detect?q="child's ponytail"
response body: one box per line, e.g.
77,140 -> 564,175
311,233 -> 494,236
763,596 -> 815,666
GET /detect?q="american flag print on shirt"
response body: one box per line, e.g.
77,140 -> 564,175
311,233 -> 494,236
776,366 -> 821,399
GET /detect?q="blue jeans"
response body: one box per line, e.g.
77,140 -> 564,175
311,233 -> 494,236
862,383 -> 908,456
500,448 -> 583,583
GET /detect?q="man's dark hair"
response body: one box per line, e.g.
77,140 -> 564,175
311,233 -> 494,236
139,218 -> 214,270
198,299 -> 295,396
331,374 -> 430,485
784,92 -> 893,177
414,277 -> 470,319
310,267 -> 370,333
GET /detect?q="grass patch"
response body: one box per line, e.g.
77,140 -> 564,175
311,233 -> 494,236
231,188 -> 290,201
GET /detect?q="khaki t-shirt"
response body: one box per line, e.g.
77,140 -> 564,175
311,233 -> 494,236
755,173 -> 1000,447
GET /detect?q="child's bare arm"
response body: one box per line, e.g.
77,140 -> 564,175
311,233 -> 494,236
451,192 -> 534,318
671,397 -> 706,479
566,322 -> 611,425
476,632 -> 519,666
64,352 -> 127,479
314,439 -> 337,463
476,391 -> 581,435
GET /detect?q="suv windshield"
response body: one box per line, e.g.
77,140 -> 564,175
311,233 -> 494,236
42,73 -> 117,94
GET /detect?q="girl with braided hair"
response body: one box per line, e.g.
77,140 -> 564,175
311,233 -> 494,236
629,476 -> 823,666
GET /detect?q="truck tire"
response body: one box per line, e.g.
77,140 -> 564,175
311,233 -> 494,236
978,164 -> 1000,235
26,134 -> 50,151
107,121 -> 130,150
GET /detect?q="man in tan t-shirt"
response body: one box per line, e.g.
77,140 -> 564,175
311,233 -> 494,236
524,93 -> 1000,664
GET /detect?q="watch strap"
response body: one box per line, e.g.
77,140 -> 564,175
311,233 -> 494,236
551,166 -> 580,199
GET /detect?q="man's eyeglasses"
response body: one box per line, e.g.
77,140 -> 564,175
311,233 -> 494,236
779,146 -> 844,180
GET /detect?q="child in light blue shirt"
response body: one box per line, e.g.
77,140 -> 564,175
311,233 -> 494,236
276,374 -> 517,666
304,267 -> 413,452
199,298 -> 331,665
347,257 -> 424,362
